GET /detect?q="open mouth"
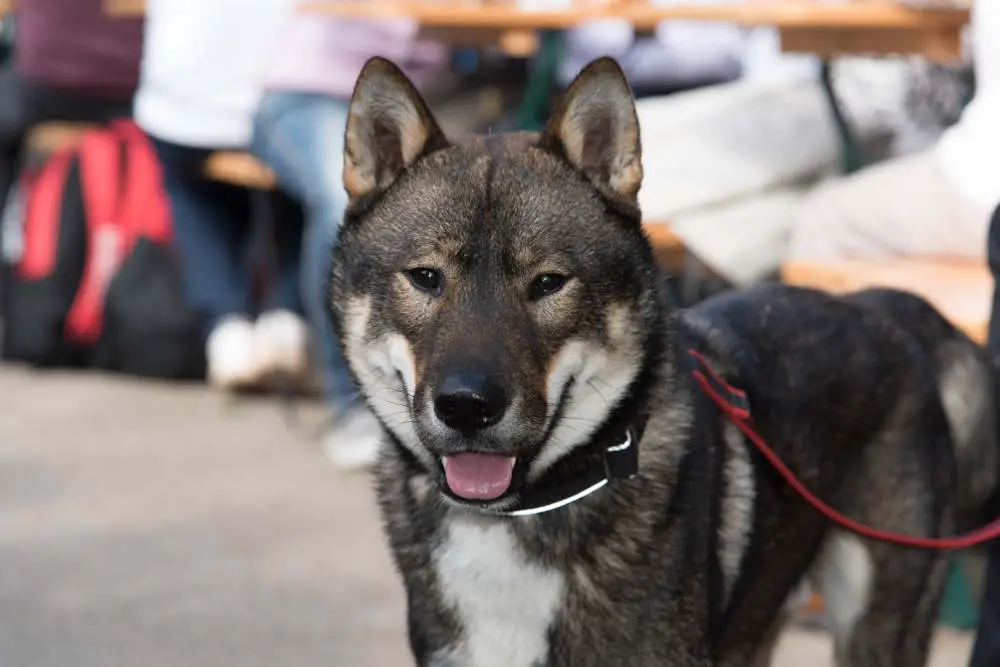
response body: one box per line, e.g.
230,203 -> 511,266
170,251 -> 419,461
442,453 -> 517,501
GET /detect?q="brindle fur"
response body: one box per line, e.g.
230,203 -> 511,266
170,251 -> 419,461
328,56 -> 997,667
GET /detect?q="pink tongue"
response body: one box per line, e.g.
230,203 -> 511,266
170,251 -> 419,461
443,453 -> 516,500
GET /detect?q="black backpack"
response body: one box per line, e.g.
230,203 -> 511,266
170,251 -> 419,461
1,119 -> 205,380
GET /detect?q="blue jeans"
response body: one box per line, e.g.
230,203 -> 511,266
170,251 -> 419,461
250,91 -> 357,411
150,136 -> 304,338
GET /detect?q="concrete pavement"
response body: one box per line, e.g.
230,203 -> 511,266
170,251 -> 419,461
0,366 -> 974,666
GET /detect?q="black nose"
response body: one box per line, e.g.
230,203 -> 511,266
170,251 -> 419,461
433,373 -> 508,434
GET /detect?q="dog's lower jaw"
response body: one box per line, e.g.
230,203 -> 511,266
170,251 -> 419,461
438,490 -> 523,515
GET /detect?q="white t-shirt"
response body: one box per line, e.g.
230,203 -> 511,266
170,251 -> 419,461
134,0 -> 293,148
937,0 -> 1000,212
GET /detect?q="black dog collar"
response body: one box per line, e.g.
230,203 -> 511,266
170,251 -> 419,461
492,427 -> 639,517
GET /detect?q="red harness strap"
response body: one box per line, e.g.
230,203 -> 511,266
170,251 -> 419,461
688,349 -> 1000,551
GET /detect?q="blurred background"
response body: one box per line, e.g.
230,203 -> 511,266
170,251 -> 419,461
0,1 -> 988,665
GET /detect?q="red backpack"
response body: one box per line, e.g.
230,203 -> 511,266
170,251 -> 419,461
1,119 -> 205,379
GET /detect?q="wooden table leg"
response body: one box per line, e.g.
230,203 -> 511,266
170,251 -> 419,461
516,30 -> 563,131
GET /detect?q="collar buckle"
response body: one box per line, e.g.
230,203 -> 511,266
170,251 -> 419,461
603,428 -> 638,480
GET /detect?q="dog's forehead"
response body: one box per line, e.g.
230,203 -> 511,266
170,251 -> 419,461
383,135 -> 605,240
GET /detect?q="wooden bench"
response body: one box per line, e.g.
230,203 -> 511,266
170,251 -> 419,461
100,0 -> 538,56
24,122 -> 94,156
644,222 -> 686,273
104,0 -> 970,61
203,151 -> 276,190
781,258 -> 991,345
302,0 -> 971,62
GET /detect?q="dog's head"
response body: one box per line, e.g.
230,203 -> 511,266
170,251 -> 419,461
330,57 -> 664,509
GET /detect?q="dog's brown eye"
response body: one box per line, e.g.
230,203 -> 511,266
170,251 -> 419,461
405,268 -> 444,296
529,273 -> 568,300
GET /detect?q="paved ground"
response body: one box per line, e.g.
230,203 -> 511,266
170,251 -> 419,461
0,367 -> 974,666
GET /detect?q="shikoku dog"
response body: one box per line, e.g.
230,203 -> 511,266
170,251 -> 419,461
328,55 -> 998,667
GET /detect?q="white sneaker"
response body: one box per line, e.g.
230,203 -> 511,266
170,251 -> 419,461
206,315 -> 259,391
323,405 -> 384,471
252,309 -> 310,387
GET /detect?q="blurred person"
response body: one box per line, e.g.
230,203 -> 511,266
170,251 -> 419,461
250,16 -> 449,469
786,0 -> 994,265
627,18 -> 969,288
0,0 -> 143,220
558,14 -> 745,96
134,0 -> 307,393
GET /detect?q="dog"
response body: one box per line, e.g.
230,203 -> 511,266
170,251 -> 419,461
328,55 -> 997,667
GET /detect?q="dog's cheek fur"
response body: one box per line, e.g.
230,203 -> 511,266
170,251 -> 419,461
530,303 -> 644,480
338,294 -> 436,469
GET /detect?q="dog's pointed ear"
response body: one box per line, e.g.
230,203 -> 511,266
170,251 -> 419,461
538,57 -> 642,201
344,57 -> 449,201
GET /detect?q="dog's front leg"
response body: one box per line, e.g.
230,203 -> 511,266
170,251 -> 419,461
405,592 -> 462,667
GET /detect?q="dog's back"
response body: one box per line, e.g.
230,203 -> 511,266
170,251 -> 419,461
686,284 -> 996,520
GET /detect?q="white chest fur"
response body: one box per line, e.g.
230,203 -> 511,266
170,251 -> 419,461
433,516 -> 565,667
